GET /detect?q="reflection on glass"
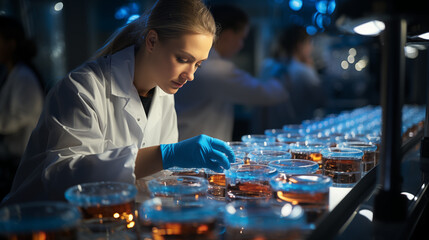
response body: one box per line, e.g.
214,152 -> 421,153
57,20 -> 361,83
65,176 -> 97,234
224,200 -> 306,240
0,201 -> 81,240
270,174 -> 332,225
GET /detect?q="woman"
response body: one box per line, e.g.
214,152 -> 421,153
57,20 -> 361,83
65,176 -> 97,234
2,0 -> 234,205
0,16 -> 44,199
175,4 -> 287,141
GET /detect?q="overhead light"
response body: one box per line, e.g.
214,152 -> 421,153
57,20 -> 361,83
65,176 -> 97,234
289,0 -> 303,11
127,14 -> 140,24
353,20 -> 385,36
404,46 -> 419,59
418,32 -> 429,40
54,2 -> 63,12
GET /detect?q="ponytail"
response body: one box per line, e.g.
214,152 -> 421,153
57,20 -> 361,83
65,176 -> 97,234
93,0 -> 216,59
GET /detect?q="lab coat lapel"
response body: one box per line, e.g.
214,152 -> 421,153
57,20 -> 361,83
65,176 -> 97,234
145,86 -> 163,130
109,46 -> 146,142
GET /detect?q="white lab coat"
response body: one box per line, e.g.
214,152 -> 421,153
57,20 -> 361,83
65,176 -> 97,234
175,49 -> 287,142
2,45 -> 178,204
0,63 -> 43,158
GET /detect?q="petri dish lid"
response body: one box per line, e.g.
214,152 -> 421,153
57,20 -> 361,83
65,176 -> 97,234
64,181 -> 137,207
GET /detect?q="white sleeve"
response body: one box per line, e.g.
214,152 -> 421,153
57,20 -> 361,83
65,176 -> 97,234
6,70 -> 137,202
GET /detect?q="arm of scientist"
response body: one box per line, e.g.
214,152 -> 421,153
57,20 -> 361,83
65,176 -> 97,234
195,59 -> 288,105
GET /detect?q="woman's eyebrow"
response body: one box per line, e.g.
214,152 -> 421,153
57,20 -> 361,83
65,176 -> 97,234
178,50 -> 207,62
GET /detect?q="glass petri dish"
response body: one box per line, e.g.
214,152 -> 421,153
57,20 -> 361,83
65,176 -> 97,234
247,150 -> 292,165
321,147 -> 364,187
251,141 -> 290,151
140,197 -> 223,240
65,181 -> 137,208
0,201 -> 81,237
147,175 -> 208,199
268,159 -> 319,175
224,200 -> 306,240
241,134 -> 276,143
167,167 -> 206,178
225,164 -> 277,202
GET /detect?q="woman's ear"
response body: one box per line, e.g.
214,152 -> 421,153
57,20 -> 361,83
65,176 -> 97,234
145,30 -> 158,53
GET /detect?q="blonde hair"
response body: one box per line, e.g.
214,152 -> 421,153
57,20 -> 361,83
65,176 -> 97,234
94,0 -> 216,58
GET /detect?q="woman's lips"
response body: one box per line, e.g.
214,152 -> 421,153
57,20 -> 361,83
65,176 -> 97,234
172,80 -> 186,88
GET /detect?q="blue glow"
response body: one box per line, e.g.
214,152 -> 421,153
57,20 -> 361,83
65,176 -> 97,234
316,0 -> 336,14
289,0 -> 303,11
115,7 -> 129,20
127,14 -> 140,24
129,2 -> 139,12
315,13 -> 324,28
306,26 -> 318,35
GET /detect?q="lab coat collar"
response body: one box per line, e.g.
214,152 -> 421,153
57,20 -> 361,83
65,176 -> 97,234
109,45 -> 170,99
110,45 -> 135,98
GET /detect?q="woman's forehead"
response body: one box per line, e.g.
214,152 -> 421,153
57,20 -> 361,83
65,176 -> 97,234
163,33 -> 213,61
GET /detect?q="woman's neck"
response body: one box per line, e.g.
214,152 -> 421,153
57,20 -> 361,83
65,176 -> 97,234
134,46 -> 156,97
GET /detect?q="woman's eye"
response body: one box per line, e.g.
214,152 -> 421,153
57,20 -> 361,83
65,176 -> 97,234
176,57 -> 188,63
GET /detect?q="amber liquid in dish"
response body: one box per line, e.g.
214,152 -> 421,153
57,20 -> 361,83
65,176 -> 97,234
3,230 -> 77,240
226,181 -> 272,201
207,173 -> 226,198
225,226 -> 302,240
291,152 -> 323,173
362,151 -> 377,173
274,190 -> 329,224
150,219 -> 218,240
79,200 -> 137,233
323,157 -> 361,185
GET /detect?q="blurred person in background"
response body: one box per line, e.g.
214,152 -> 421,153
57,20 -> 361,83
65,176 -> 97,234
2,0 -> 235,205
0,16 -> 45,199
175,4 -> 287,142
254,24 -> 326,130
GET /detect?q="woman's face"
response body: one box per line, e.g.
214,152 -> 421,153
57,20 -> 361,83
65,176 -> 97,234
136,31 -> 213,95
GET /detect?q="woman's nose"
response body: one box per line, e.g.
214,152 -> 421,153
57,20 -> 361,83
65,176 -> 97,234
180,71 -> 194,82
181,67 -> 195,82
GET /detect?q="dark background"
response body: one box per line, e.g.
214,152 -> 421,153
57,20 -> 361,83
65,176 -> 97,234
1,0 -> 427,140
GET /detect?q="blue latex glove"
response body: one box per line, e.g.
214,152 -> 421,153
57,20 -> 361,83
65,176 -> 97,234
160,134 -> 235,172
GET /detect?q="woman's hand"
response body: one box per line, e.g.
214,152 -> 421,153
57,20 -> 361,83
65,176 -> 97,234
160,134 -> 235,172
